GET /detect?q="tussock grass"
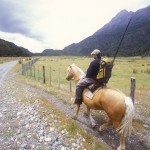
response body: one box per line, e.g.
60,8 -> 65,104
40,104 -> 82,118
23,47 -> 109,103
3,131 -> 12,137
0,57 -> 18,64
133,119 -> 143,130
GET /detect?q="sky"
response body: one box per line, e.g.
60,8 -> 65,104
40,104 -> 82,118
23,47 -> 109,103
0,0 -> 149,53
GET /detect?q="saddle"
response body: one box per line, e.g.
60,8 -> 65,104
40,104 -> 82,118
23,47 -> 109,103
83,82 -> 106,100
88,82 -> 106,92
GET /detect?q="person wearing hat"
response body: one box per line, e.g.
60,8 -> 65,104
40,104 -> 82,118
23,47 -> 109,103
74,49 -> 102,105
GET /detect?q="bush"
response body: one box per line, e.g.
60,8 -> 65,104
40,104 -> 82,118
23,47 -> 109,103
18,60 -> 22,64
133,68 -> 138,74
146,68 -> 150,74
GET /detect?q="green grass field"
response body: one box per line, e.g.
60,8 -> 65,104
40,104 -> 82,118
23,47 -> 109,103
29,56 -> 150,96
0,57 -> 18,64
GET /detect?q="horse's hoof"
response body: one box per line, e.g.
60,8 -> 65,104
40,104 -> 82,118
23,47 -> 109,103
71,104 -> 74,109
91,124 -> 96,128
72,116 -> 77,120
71,98 -> 75,102
83,112 -> 88,117
99,127 -> 104,132
117,146 -> 125,150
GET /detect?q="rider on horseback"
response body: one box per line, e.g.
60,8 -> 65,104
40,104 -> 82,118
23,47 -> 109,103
74,49 -> 105,105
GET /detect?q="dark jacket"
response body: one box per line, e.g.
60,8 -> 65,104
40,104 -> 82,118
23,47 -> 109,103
86,57 -> 101,79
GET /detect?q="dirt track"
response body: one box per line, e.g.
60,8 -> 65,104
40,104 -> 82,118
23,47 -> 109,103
0,61 -> 17,84
0,61 -> 149,150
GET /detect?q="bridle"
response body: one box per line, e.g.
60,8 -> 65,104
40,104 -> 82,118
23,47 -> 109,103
66,64 -> 85,83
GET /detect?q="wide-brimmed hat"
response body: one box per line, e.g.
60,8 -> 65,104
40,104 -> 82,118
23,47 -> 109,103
91,49 -> 101,55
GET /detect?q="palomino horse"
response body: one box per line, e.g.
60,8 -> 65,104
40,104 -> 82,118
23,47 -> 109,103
66,64 -> 134,150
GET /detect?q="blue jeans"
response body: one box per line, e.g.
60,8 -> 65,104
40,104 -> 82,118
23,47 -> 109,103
75,78 -> 95,104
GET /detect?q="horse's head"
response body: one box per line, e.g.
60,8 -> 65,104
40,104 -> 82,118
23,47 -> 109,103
66,64 -> 85,82
66,64 -> 74,81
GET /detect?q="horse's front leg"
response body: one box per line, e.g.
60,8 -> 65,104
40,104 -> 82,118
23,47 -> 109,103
99,120 -> 112,131
85,107 -> 96,128
73,104 -> 80,120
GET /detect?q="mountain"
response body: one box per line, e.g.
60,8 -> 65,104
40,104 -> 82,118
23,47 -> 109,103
0,39 -> 32,57
41,49 -> 64,56
19,47 -> 33,56
63,5 -> 150,56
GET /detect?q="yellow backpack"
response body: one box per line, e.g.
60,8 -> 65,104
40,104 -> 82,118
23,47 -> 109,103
96,58 -> 113,83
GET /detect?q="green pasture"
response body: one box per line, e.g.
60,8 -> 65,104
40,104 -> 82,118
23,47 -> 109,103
0,57 -> 32,64
0,57 -> 18,64
29,56 -> 150,95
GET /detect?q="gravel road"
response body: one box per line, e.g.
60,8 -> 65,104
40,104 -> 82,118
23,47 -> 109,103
0,61 -> 17,84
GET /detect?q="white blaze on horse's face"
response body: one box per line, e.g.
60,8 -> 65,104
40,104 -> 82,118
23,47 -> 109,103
66,65 -> 74,80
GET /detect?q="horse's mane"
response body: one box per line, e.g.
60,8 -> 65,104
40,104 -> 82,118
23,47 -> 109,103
70,64 -> 85,75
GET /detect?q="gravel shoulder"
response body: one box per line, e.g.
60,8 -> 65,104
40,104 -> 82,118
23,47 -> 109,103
0,74 -> 92,150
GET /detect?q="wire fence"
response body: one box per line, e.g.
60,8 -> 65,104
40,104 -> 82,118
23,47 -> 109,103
22,58 -> 73,92
22,58 -> 40,75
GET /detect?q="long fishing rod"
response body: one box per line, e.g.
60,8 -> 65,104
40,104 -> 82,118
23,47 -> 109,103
112,17 -> 132,64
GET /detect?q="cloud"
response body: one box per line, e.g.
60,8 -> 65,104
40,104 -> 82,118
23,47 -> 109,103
0,1 -> 28,34
0,0 -> 149,52
0,0 -> 44,40
0,31 -> 50,52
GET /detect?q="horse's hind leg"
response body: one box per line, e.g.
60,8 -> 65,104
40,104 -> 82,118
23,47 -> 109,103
112,121 -> 125,150
89,114 -> 96,128
85,107 -> 96,128
117,134 -> 125,150
99,120 -> 112,131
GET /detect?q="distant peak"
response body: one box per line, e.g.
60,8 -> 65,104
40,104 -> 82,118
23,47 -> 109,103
119,9 -> 128,13
111,9 -> 134,21
116,9 -> 129,17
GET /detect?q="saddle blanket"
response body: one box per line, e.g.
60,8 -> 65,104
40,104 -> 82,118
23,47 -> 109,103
83,87 -> 101,100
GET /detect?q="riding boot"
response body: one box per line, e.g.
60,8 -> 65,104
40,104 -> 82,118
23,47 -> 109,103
74,98 -> 82,105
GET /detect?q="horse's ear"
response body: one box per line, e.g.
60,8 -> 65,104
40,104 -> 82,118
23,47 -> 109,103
71,63 -> 76,66
69,64 -> 72,68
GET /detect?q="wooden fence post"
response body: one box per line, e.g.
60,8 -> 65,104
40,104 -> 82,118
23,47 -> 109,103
22,64 -> 24,75
34,66 -> 35,79
50,67 -> 52,86
27,66 -> 29,77
130,77 -> 136,104
43,66 -> 46,83
70,80 -> 72,92
58,68 -> 60,88
25,65 -> 27,77
30,66 -> 32,77
38,66 -> 40,81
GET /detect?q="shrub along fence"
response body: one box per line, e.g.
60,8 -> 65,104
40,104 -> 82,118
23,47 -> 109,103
22,60 -> 136,102
22,58 -> 40,75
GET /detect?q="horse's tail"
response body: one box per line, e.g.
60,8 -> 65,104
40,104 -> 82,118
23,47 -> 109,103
117,97 -> 134,137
